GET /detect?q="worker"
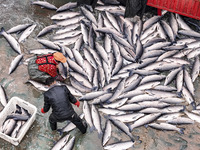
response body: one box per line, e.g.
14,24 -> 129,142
41,77 -> 87,134
28,52 -> 69,84
77,0 -> 147,18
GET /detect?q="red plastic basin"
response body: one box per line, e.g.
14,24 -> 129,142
147,0 -> 200,20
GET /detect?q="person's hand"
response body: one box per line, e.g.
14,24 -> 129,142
74,100 -> 80,107
41,108 -> 46,113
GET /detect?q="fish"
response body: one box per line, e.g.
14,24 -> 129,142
32,1 -> 57,10
109,116 -> 135,141
7,23 -> 32,34
80,21 -> 89,45
62,136 -> 75,150
148,122 -> 184,134
26,80 -> 49,91
104,140 -> 134,150
102,120 -> 112,146
160,20 -> 175,42
18,24 -> 37,43
60,113 -> 84,133
184,110 -> 200,123
54,34 -> 81,46
110,113 -> 144,123
55,24 -> 80,35
91,105 -> 102,138
83,101 -> 94,132
70,72 -> 93,89
129,113 -> 162,131
80,6 -> 97,26
191,56 -> 200,82
56,16 -> 84,27
37,39 -> 60,50
65,84 -> 83,97
175,14 -> 192,30
0,85 -> 8,107
56,2 -> 77,12
0,27 -> 21,54
51,134 -> 70,150
105,11 -> 120,32
102,98 -> 128,109
183,69 -> 195,96
37,24 -> 58,37
143,16 -> 161,31
9,54 -> 23,74
51,11 -> 80,20
53,30 -> 82,40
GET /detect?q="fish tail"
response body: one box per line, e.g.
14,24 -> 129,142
191,101 -> 196,110
0,27 -> 5,35
89,126 -> 95,133
57,129 -> 63,135
179,128 -> 185,134
98,131 -> 103,139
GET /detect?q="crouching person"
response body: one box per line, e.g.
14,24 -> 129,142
28,52 -> 69,84
41,77 -> 87,134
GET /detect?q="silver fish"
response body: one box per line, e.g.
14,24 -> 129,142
0,85 -> 8,107
191,56 -> 200,82
184,69 -> 195,96
56,2 -> 77,12
53,30 -> 82,40
80,6 -> 97,25
62,136 -> 75,150
26,80 -> 49,91
0,27 -> 21,54
83,101 -> 94,132
129,113 -> 161,131
102,120 -> 112,146
91,105 -> 102,137
37,24 -> 57,37
9,54 -> 23,74
51,11 -> 80,20
148,122 -> 184,134
104,141 -> 134,150
32,1 -> 57,10
37,39 -> 60,50
18,24 -> 37,43
55,24 -> 80,35
7,24 -> 32,34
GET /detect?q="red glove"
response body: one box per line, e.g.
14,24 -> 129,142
41,108 -> 46,113
74,100 -> 80,107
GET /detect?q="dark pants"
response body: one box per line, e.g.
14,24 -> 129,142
49,113 -> 87,134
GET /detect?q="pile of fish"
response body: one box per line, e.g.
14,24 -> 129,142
0,104 -> 31,138
1,0 -> 200,149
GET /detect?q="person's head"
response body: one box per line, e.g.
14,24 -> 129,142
53,52 -> 67,64
45,77 -> 56,86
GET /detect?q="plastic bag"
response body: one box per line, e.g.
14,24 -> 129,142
28,56 -> 51,84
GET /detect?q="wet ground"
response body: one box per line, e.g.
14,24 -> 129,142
0,0 -> 200,150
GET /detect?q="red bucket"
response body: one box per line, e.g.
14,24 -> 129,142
147,0 -> 200,20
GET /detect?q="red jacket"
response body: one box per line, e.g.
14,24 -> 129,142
35,54 -> 58,77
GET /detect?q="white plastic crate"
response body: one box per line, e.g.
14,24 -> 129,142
0,96 -> 37,146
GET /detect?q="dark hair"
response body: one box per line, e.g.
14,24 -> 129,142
45,77 -> 55,85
